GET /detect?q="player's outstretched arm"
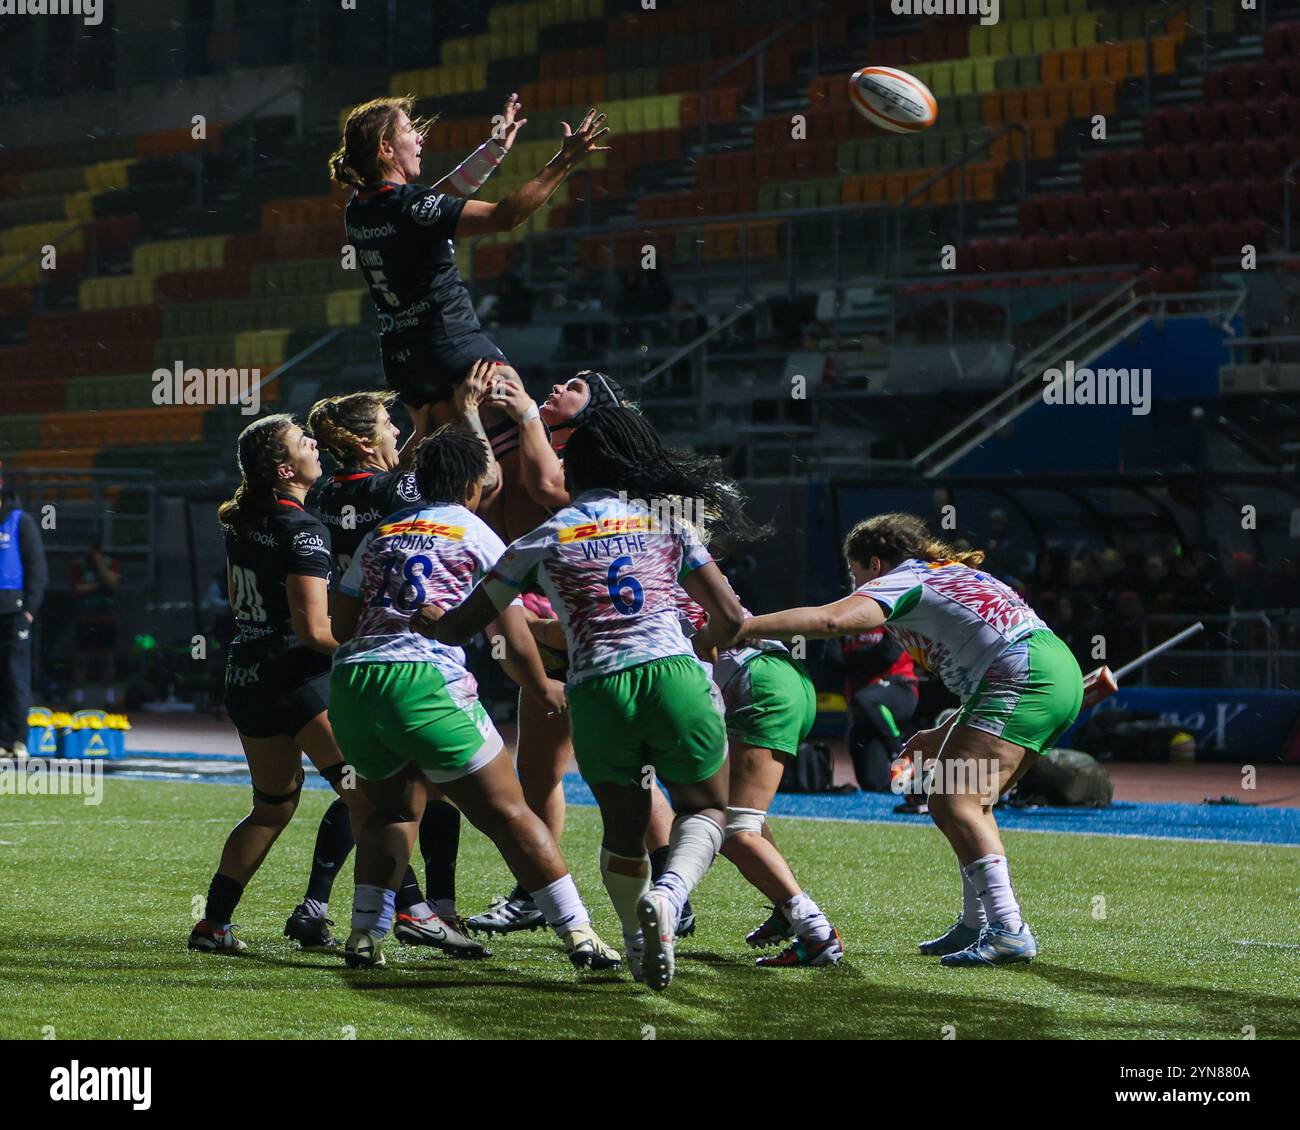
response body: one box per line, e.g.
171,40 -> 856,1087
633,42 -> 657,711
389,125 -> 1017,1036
736,594 -> 886,646
681,561 -> 745,659
432,92 -> 525,198
454,108 -> 610,237
452,359 -> 502,494
490,604 -> 567,716
490,374 -> 569,508
409,583 -> 503,647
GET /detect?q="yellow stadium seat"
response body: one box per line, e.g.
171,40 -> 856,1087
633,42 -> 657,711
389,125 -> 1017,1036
1010,21 -> 1033,54
326,289 -> 367,327
988,23 -> 1011,56
928,62 -> 954,98
969,25 -> 991,56
1032,18 -> 1055,52
974,58 -> 998,92
951,60 -> 976,95
1052,15 -> 1074,49
1073,13 -> 1096,47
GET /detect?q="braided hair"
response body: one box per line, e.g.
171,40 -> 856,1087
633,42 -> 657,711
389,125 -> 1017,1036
843,513 -> 986,571
329,95 -> 436,188
307,391 -> 396,466
413,425 -> 489,504
217,414 -> 295,537
562,407 -> 768,544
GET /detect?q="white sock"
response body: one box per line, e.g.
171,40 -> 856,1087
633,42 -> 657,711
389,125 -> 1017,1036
432,898 -> 457,920
303,897 -> 328,920
654,813 -> 723,921
600,847 -> 650,937
530,873 -> 590,937
352,884 -> 396,939
963,854 -> 1022,933
960,861 -> 987,929
782,891 -> 832,942
404,900 -> 434,919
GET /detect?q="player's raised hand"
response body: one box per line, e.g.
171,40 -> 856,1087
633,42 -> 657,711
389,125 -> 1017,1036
488,371 -> 536,422
454,357 -> 498,412
494,91 -> 527,152
558,108 -> 611,168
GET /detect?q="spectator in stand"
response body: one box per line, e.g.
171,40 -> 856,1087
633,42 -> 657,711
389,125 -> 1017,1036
1143,553 -> 1175,614
823,630 -> 919,792
69,541 -> 121,707
1190,545 -> 1234,612
982,508 -> 1033,585
0,460 -> 48,759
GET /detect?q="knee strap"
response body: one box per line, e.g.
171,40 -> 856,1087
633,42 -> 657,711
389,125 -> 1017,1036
253,768 -> 304,806
724,806 -> 767,841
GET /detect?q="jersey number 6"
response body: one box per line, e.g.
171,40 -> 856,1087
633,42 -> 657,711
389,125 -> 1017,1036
607,556 -> 644,615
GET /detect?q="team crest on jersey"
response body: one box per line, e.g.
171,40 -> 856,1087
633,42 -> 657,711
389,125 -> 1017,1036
410,194 -> 444,225
557,517 -> 652,543
396,474 -> 421,503
291,531 -> 326,556
379,517 -> 465,540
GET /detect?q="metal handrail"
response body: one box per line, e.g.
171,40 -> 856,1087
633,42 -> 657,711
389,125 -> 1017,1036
637,301 -> 755,393
913,289 -> 1241,477
698,1 -> 828,147
911,276 -> 1136,466
894,122 -> 1028,273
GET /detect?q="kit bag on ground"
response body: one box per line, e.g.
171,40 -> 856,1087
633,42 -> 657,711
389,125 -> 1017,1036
779,741 -> 835,793
1012,748 -> 1113,807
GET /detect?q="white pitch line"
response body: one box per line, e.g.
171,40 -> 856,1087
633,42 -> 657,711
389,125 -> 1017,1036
1233,940 -> 1300,949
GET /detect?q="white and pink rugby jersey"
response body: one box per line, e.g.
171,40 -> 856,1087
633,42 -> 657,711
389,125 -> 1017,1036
482,489 -> 712,684
854,558 -> 1047,697
335,503 -> 518,685
673,585 -> 787,695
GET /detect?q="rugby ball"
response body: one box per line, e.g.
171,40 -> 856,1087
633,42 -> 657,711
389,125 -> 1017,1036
849,66 -> 938,133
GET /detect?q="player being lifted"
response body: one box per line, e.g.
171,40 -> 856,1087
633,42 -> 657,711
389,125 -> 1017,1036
732,514 -> 1084,967
465,372 -> 700,938
283,365 -> 500,958
191,416 -> 360,954
329,426 -> 619,971
416,408 -> 755,992
329,92 -> 608,536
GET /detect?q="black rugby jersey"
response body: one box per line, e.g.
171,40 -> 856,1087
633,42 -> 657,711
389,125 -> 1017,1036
314,467 -> 424,577
345,181 -> 478,341
224,493 -> 333,690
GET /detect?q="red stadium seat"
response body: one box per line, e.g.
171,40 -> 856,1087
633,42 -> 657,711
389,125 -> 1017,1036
1248,178 -> 1284,219
1153,186 -> 1190,226
1188,184 -> 1220,226
1065,193 -> 1098,232
1193,106 -> 1225,144
1038,196 -> 1068,233
1018,199 -> 1043,236
1131,149 -> 1163,187
1120,188 -> 1157,229
1189,144 -> 1224,182
1151,229 -> 1185,268
1156,145 -> 1192,182
1179,225 -> 1213,266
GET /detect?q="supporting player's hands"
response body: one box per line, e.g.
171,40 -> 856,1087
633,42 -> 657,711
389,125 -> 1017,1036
488,372 -> 536,422
409,603 -> 446,640
556,108 -> 611,170
537,677 -> 568,718
494,92 -> 527,153
455,358 -> 497,413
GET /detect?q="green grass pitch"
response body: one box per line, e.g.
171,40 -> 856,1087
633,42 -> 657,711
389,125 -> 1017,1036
2,779 -> 1297,1040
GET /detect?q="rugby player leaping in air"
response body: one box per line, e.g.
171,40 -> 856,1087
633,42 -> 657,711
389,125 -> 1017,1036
329,92 -> 609,518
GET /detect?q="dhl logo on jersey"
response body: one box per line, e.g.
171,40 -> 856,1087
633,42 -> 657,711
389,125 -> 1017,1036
557,517 -> 653,543
378,518 -> 466,540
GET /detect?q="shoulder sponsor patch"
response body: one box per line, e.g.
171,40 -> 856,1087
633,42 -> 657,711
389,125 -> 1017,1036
410,193 -> 445,225
379,517 -> 465,540
396,473 -> 422,503
291,530 -> 327,557
557,517 -> 652,543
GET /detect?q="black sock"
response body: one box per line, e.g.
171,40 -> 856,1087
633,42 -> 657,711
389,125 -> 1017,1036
204,873 -> 243,926
649,845 -> 670,881
305,798 -> 354,903
418,800 -> 461,905
509,881 -> 530,902
395,867 -> 425,913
